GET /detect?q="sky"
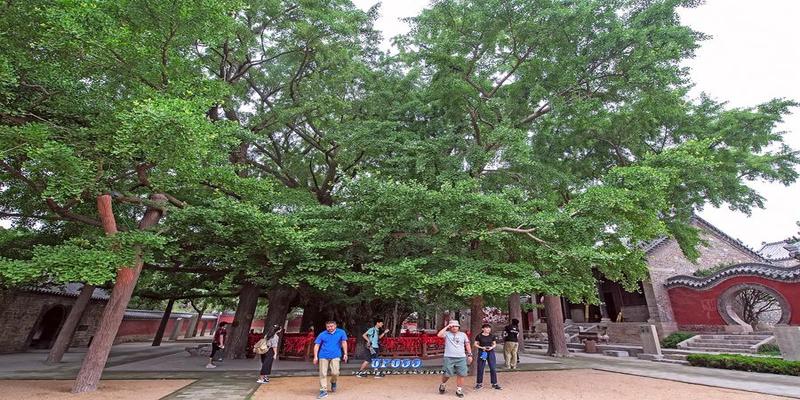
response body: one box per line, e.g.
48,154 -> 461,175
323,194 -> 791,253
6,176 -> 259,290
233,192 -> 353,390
352,0 -> 800,249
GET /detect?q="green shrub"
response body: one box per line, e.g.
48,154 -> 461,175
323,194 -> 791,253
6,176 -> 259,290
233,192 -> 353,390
758,343 -> 781,356
687,353 -> 800,376
661,332 -> 695,348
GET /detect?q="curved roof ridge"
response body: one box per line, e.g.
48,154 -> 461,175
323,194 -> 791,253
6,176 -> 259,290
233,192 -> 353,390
665,262 -> 800,290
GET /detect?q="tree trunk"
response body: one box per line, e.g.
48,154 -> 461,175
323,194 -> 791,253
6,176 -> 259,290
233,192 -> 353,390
188,300 -> 205,338
392,301 -> 400,337
72,194 -> 166,393
544,295 -> 569,357
264,285 -> 297,331
225,282 -> 261,359
152,298 -> 175,346
469,296 -> 484,375
508,293 -> 525,347
46,283 -> 95,363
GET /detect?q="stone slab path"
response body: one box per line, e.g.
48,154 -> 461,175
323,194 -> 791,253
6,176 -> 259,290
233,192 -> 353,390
160,377 -> 259,400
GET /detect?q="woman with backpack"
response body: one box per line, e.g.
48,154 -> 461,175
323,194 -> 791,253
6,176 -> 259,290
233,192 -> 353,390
256,324 -> 282,384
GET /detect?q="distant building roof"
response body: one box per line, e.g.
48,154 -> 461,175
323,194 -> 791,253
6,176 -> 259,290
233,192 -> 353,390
758,240 -> 799,261
26,283 -> 110,300
642,215 -> 768,263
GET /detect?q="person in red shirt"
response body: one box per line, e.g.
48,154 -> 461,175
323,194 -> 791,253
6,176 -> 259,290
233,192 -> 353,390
206,322 -> 228,368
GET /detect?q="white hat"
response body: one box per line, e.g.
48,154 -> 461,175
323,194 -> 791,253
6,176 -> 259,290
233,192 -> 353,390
448,320 -> 460,327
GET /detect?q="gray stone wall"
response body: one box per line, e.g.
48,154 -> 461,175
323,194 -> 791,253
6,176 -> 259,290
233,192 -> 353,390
645,221 -> 762,337
620,305 -> 649,322
0,290 -> 105,353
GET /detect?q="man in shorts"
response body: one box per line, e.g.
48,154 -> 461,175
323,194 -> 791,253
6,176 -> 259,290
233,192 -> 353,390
357,318 -> 387,378
437,320 -> 473,398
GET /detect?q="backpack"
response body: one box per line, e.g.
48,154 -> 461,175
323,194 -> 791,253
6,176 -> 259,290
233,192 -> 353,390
253,338 -> 269,355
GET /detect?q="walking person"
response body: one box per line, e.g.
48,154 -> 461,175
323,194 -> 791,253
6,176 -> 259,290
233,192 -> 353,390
437,320 -> 473,398
206,321 -> 228,368
313,321 -> 348,399
503,318 -> 520,369
357,318 -> 387,378
256,324 -> 282,384
474,324 -> 502,390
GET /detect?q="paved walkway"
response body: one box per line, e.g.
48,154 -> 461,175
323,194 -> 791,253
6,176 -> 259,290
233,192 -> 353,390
161,377 -> 259,400
552,351 -> 800,399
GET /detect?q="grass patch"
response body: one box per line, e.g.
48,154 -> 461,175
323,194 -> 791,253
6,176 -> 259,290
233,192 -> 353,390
687,353 -> 799,376
758,343 -> 781,356
661,332 -> 695,349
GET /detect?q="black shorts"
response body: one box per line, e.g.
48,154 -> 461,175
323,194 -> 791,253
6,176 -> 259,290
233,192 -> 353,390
365,346 -> 380,361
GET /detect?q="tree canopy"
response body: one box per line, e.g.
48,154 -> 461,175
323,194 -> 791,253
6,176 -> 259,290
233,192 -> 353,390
1,0 -> 797,341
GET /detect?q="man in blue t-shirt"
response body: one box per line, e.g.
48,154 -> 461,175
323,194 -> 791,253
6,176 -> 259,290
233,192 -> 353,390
313,321 -> 348,398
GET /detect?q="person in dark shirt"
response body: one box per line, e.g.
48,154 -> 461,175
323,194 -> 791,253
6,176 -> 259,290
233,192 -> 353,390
503,318 -> 520,369
206,322 -> 228,368
474,324 -> 502,390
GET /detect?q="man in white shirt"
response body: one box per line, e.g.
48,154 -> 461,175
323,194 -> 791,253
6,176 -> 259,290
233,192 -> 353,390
437,320 -> 473,398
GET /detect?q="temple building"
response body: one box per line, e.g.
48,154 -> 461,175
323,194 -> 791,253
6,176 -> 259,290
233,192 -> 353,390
551,216 -> 798,338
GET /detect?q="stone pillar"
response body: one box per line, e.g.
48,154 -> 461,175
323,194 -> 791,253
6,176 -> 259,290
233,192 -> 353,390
597,282 -> 610,322
638,324 -> 662,360
774,325 -> 800,361
530,294 -> 539,323
169,318 -> 184,341
642,280 -> 676,338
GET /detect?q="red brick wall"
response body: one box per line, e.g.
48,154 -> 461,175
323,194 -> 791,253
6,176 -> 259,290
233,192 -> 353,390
667,276 -> 800,328
116,318 -> 178,341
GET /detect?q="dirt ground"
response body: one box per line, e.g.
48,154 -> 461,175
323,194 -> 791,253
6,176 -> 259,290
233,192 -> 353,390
253,370 -> 790,400
0,379 -> 194,400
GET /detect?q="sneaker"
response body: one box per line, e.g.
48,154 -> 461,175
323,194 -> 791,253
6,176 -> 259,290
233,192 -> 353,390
492,384 -> 503,390
256,378 -> 268,384
474,383 -> 483,390
205,364 -> 216,369
356,371 -> 365,378
331,383 -> 337,393
439,384 -> 446,394
375,372 -> 384,379
318,391 -> 328,399
456,387 -> 464,398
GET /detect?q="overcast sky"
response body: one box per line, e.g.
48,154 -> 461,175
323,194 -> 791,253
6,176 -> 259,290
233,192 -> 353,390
352,0 -> 800,249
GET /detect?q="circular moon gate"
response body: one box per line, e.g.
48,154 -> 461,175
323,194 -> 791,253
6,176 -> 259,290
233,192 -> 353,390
717,283 -> 790,328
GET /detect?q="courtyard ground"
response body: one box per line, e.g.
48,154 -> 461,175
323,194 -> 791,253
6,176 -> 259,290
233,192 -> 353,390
0,379 -> 193,400
1,340 -> 799,399
252,370 -> 790,400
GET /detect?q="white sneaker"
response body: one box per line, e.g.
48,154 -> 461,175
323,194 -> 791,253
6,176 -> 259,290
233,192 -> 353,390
205,364 -> 217,369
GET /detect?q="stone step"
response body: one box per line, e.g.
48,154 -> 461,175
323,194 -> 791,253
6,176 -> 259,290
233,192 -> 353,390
686,342 -> 755,350
683,346 -> 756,354
664,354 -> 688,361
696,335 -> 771,341
655,358 -> 689,365
691,339 -> 764,345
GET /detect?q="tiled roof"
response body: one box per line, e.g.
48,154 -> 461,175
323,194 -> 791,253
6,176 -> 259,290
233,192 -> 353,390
691,215 -> 769,263
26,283 -> 110,300
758,240 -> 798,261
665,263 -> 800,289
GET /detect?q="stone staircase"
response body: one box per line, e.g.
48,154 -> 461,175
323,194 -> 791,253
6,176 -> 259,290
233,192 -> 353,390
678,334 -> 773,354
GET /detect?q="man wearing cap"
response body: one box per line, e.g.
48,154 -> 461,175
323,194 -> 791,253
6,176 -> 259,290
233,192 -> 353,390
437,320 -> 473,398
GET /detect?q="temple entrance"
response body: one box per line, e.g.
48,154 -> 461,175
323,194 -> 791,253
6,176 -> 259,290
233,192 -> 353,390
29,305 -> 67,349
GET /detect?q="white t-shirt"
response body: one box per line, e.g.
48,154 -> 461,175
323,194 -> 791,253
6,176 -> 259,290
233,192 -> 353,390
443,331 -> 468,358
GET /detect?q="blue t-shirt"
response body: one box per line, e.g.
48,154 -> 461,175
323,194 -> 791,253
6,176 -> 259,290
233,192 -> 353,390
314,328 -> 348,359
365,327 -> 381,348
